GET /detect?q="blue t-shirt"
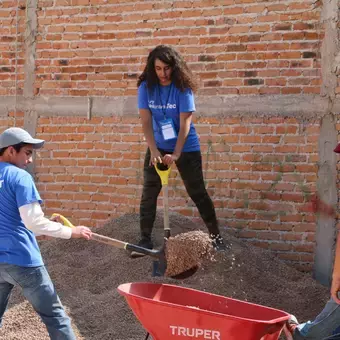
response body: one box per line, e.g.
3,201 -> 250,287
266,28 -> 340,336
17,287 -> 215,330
138,81 -> 200,152
0,162 -> 43,267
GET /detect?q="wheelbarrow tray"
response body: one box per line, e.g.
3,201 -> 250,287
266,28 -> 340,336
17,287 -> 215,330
117,282 -> 290,340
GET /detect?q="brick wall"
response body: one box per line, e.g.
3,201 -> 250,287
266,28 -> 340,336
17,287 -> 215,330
0,0 -> 25,96
30,0 -> 323,96
33,115 -> 319,271
0,0 -> 335,272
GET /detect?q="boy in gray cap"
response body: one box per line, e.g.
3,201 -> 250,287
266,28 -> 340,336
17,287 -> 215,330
0,127 -> 92,339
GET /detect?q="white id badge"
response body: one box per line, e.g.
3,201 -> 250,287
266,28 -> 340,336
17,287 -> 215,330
159,118 -> 177,141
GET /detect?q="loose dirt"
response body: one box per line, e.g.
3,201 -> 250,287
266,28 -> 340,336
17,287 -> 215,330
0,212 -> 329,340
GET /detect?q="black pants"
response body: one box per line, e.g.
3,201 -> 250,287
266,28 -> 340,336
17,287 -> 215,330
139,148 -> 220,239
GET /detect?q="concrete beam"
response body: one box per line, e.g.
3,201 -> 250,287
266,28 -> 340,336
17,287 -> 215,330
0,94 -> 336,118
196,94 -> 328,118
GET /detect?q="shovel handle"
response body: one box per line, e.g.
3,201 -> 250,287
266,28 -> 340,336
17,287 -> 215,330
51,213 -> 128,249
90,234 -> 161,257
163,185 -> 170,236
154,165 -> 171,237
87,233 -> 161,257
90,233 -> 128,249
51,213 -> 160,256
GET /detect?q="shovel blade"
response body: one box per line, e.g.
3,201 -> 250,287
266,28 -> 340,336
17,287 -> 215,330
152,260 -> 166,277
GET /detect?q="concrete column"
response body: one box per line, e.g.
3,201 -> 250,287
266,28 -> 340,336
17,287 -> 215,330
313,0 -> 340,286
314,115 -> 338,286
23,0 -> 38,175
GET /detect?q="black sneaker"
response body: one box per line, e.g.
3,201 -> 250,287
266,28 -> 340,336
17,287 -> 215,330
130,238 -> 153,258
211,234 -> 230,252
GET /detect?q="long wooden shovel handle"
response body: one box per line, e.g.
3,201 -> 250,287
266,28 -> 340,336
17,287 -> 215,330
163,185 -> 170,238
91,233 -> 161,257
154,164 -> 171,238
91,233 -> 128,249
51,213 -> 162,257
51,213 -> 128,249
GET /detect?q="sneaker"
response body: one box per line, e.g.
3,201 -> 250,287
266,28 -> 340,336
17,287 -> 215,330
130,238 -> 153,258
211,234 -> 230,252
283,315 -> 299,340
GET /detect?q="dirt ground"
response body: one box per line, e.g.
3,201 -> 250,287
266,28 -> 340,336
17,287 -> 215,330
0,212 -> 329,340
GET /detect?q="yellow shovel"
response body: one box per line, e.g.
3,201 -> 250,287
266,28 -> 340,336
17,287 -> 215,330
152,163 -> 171,276
52,213 -> 197,279
51,213 -> 167,259
154,163 -> 171,239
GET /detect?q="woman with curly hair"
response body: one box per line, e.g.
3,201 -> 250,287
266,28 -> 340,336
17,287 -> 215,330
131,45 -> 227,257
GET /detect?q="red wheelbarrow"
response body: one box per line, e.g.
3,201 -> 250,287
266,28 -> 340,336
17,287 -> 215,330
117,282 -> 291,340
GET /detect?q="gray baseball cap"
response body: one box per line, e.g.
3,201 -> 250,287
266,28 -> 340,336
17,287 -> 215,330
0,127 -> 45,149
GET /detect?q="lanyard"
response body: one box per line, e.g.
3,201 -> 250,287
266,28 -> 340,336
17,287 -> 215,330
157,83 -> 172,119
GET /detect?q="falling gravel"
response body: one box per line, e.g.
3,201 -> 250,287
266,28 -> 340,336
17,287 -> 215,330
0,212 -> 329,340
165,230 -> 213,277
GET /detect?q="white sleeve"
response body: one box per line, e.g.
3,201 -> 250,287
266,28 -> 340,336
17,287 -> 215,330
19,202 -> 72,239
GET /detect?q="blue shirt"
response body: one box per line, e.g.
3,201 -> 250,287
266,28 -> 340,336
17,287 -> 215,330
0,162 -> 43,267
138,81 -> 200,152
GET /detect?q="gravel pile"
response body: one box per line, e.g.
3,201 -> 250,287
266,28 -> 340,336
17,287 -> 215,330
0,212 -> 329,340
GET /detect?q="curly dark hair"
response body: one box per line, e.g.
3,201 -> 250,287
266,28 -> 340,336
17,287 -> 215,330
137,45 -> 197,92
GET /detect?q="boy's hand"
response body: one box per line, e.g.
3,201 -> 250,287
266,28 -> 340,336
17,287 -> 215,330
50,214 -> 62,223
50,214 -> 92,240
71,226 -> 92,240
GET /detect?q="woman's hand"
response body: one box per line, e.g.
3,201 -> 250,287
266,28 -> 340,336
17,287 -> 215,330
150,149 -> 163,166
162,153 -> 179,166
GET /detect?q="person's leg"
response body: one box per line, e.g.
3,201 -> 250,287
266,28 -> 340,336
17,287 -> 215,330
175,151 -> 227,250
3,264 -> 76,340
291,298 -> 340,340
0,265 -> 14,328
138,148 -> 162,246
324,333 -> 340,340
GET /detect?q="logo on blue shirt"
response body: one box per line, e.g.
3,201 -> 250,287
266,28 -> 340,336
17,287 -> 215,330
148,100 -> 177,110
